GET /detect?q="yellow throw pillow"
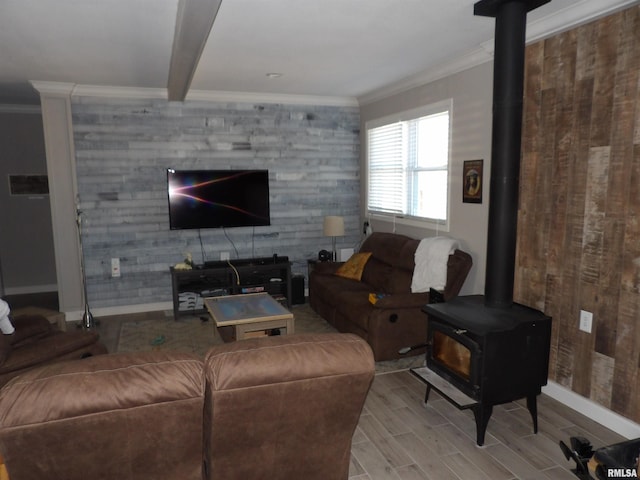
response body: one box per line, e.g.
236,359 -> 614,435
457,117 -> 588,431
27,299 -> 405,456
335,252 -> 373,281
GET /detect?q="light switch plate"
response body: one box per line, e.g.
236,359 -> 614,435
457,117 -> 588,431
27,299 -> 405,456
111,258 -> 121,277
579,310 -> 593,333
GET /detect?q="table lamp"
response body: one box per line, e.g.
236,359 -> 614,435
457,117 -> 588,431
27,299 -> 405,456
323,216 -> 345,261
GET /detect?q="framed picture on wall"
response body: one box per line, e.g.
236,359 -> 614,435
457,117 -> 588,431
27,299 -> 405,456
8,175 -> 49,195
463,160 -> 483,204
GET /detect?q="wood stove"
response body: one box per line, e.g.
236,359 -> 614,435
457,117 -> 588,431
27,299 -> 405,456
410,0 -> 554,446
412,296 -> 551,445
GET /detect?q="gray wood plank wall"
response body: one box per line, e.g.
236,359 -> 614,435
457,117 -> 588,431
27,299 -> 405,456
72,97 -> 360,308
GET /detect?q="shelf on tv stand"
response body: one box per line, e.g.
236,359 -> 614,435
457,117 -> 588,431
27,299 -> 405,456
170,257 -> 292,319
201,255 -> 289,269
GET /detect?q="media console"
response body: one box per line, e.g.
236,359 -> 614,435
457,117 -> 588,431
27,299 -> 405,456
170,256 -> 292,319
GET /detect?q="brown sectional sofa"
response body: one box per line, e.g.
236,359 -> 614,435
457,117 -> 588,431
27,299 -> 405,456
0,333 -> 374,480
0,314 -> 107,388
309,232 -> 472,361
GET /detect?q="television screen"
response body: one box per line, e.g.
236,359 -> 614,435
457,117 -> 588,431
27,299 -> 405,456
167,169 -> 271,230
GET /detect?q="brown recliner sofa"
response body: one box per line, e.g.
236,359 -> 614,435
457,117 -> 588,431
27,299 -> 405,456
309,232 -> 472,361
0,333 -> 374,480
0,314 -> 107,388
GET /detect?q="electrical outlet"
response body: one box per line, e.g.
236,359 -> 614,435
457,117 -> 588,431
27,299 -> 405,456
220,252 -> 230,261
579,310 -> 593,333
111,258 -> 121,278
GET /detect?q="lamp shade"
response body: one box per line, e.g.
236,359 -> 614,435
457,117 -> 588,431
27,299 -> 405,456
323,216 -> 345,237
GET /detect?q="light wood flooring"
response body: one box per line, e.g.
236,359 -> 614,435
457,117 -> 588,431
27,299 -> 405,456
353,370 -> 624,479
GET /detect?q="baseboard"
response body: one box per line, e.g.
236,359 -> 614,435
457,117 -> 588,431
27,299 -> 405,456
64,301 -> 173,321
543,380 -> 640,439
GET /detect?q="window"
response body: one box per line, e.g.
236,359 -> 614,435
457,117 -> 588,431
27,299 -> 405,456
366,101 -> 451,227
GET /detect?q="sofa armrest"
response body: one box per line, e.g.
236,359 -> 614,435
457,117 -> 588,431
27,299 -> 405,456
372,292 -> 430,309
0,331 -> 102,375
8,315 -> 55,346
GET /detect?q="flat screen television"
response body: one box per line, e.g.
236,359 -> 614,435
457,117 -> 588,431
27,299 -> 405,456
167,169 -> 271,230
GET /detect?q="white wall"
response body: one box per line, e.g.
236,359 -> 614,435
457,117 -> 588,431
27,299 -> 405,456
359,61 -> 494,295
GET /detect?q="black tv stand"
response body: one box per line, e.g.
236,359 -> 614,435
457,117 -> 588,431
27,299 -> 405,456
170,256 -> 292,319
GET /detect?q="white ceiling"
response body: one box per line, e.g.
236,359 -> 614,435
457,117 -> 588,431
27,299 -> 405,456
0,0 -> 635,106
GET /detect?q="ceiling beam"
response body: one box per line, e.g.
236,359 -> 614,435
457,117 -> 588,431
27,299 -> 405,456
167,0 -> 222,101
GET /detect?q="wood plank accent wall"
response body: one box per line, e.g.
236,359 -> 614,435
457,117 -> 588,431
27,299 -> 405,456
516,5 -> 640,422
72,98 -> 360,309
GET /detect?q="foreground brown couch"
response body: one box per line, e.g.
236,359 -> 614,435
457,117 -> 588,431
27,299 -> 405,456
0,333 -> 374,480
310,232 -> 472,361
0,314 -> 107,388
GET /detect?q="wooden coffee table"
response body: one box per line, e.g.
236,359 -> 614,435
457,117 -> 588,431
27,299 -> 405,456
204,293 -> 294,342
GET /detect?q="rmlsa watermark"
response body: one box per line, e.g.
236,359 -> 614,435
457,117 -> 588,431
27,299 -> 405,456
606,468 -> 638,478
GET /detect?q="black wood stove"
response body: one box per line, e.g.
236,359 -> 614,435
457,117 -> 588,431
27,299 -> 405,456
413,296 -> 551,445
410,0 -> 554,446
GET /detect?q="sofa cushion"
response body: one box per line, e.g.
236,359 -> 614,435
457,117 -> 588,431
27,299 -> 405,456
312,271 -> 371,300
335,252 -> 372,281
360,232 -> 419,271
388,268 -> 414,294
360,258 -> 413,295
332,291 -> 374,331
203,333 -> 374,480
360,257 -> 392,292
0,351 -> 204,480
0,351 -> 204,426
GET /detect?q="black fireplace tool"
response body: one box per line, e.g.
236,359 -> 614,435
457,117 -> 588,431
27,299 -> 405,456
559,436 -> 594,479
561,435 -> 640,479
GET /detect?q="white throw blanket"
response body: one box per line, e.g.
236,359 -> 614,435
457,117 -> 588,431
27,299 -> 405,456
0,299 -> 15,335
411,236 -> 460,293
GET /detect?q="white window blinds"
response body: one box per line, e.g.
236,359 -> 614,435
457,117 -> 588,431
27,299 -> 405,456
366,103 -> 451,224
367,123 -> 405,214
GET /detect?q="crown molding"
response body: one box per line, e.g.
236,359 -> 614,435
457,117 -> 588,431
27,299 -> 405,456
526,0 -> 638,42
32,83 -> 358,108
71,84 -> 168,100
357,0 -> 636,106
185,89 -> 359,107
30,81 -> 75,96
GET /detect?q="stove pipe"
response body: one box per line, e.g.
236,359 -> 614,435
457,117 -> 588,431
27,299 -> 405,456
474,0 -> 551,308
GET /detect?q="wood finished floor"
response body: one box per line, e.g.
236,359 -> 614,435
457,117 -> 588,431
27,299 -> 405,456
350,370 -> 624,480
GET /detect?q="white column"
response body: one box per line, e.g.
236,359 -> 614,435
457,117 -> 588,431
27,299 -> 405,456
30,82 -> 83,316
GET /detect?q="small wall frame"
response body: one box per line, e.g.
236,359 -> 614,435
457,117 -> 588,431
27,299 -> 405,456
8,175 -> 49,196
463,160 -> 483,204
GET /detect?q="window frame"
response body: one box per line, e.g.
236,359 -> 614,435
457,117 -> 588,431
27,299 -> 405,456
365,99 -> 453,231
